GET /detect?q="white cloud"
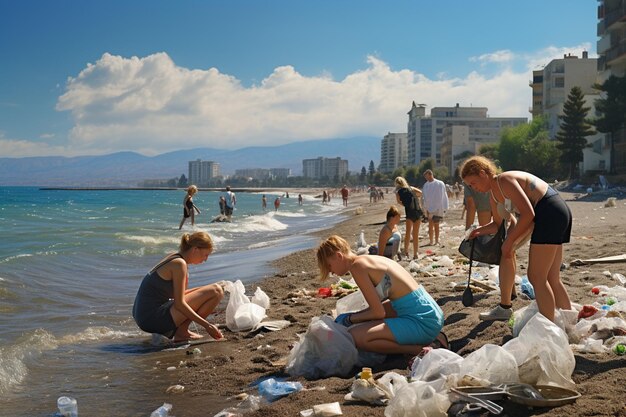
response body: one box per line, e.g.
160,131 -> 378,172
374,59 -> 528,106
470,50 -> 515,64
1,43 -> 591,158
39,133 -> 55,139
0,137 -> 71,157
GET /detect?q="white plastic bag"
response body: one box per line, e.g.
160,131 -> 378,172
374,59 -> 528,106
224,280 -> 267,332
251,287 -> 270,309
503,314 -> 576,390
336,290 -> 368,315
457,344 -> 519,385
286,315 -> 359,379
384,380 -> 450,417
409,349 -> 463,382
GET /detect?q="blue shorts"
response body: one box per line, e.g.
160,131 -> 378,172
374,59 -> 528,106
384,286 -> 444,345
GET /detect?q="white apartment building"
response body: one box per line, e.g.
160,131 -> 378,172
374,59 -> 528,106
530,52 -> 610,173
379,132 -> 408,173
597,0 -> 626,174
188,159 -> 220,186
269,168 -> 291,179
407,102 -> 526,171
302,157 -> 348,180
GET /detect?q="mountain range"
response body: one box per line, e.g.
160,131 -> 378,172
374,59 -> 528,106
0,136 -> 381,186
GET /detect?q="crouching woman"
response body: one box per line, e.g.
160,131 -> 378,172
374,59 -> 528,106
133,231 -> 224,342
316,235 -> 447,355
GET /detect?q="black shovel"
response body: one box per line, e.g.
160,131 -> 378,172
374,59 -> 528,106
462,239 -> 475,307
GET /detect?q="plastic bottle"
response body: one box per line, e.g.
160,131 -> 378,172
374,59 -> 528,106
57,396 -> 78,417
612,273 -> 626,286
150,403 -> 172,417
359,367 -> 373,380
358,230 -> 367,248
520,275 -> 535,300
614,344 -> 626,356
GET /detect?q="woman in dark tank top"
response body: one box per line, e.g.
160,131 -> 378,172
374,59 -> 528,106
132,231 -> 224,341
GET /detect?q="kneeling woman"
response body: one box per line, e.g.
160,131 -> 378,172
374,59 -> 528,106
133,231 -> 224,342
317,235 -> 446,355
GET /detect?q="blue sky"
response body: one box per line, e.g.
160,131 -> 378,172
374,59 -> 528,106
0,0 -> 598,157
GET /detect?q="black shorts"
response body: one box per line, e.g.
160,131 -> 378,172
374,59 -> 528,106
225,206 -> 233,216
531,187 -> 572,244
405,208 -> 422,222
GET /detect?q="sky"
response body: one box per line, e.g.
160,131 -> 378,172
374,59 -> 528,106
0,0 -> 599,158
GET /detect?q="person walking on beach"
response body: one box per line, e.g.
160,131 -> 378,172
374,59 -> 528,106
179,185 -> 201,230
461,155 -> 573,322
262,194 -> 267,211
341,185 -> 349,207
377,205 -> 402,260
422,170 -> 449,246
132,231 -> 224,342
223,186 -> 236,219
316,235 -> 447,355
394,176 -> 424,260
274,196 -> 281,211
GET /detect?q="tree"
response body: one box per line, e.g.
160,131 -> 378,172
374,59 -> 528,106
478,143 -> 499,161
592,75 -> 626,174
360,166 -> 367,183
555,86 -> 595,179
368,160 -> 376,180
177,174 -> 188,188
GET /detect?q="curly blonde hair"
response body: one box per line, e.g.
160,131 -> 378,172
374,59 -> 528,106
460,156 -> 499,179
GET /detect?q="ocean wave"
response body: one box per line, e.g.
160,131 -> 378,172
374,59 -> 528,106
0,253 -> 33,264
272,211 -> 306,218
234,215 -> 288,233
119,234 -> 179,245
0,329 -> 58,395
59,326 -> 142,344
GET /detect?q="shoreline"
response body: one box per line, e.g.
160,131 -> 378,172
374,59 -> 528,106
168,190 -> 626,417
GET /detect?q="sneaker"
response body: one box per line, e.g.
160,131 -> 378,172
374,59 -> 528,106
479,305 -> 512,321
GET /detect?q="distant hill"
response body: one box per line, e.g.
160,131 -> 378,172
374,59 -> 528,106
0,137 -> 381,186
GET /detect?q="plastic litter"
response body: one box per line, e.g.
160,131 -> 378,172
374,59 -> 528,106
57,396 -> 78,417
520,275 -> 535,299
358,231 -> 367,248
224,280 -> 267,332
150,403 -> 172,417
300,402 -> 343,417
613,273 -> 626,286
258,378 -> 303,402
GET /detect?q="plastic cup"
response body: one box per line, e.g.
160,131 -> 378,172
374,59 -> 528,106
57,396 -> 78,417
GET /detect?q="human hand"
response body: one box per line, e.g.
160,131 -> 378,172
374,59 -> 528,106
206,323 -> 223,340
334,313 -> 353,327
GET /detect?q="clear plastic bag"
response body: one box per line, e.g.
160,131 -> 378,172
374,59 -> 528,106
384,380 -> 450,417
503,314 -> 576,390
335,290 -> 368,315
285,315 -> 359,379
457,344 -> 519,385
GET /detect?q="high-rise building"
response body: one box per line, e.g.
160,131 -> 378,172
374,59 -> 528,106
302,157 -> 348,180
269,168 -> 291,179
530,52 -> 609,173
407,102 -> 526,172
234,168 -> 270,180
597,0 -> 626,173
379,132 -> 408,173
188,159 -> 220,186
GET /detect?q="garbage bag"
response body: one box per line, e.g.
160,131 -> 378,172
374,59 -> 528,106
503,314 -> 576,390
251,287 -> 270,309
336,290 -> 368,315
457,344 -> 519,385
409,349 -> 463,382
224,280 -> 267,332
286,315 -> 359,379
384,380 -> 450,417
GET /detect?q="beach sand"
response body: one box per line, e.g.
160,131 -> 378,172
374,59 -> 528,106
172,189 -> 626,417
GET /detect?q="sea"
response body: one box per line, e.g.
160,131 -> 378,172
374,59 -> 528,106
0,186 -> 348,416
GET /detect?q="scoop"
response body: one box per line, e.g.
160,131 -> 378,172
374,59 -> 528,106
462,239 -> 475,307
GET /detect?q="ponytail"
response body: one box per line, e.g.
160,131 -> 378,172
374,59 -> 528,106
180,231 -> 213,253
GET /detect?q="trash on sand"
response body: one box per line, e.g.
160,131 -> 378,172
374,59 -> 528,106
213,395 -> 263,417
165,384 -> 184,394
224,280 -> 268,332
150,403 -> 172,417
257,378 -> 303,402
300,402 -> 343,417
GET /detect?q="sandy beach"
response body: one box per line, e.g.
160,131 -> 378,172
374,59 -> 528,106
168,188 -> 626,417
